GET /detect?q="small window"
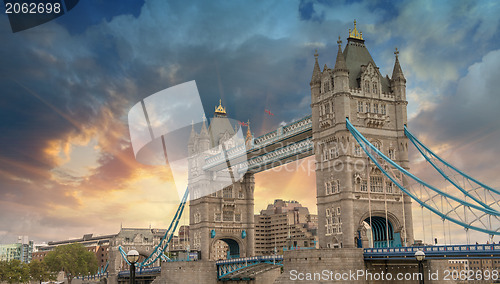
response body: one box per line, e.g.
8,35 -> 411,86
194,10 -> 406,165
360,180 -> 368,192
372,82 -> 378,94
354,146 -> 362,156
388,149 -> 395,159
365,102 -> 371,113
223,211 -> 233,222
358,101 -> 363,112
223,186 -> 232,198
386,182 -> 393,193
381,104 -> 386,115
215,213 -> 221,222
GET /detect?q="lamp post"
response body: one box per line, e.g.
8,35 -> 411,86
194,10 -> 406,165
127,250 -> 139,284
415,250 -> 425,284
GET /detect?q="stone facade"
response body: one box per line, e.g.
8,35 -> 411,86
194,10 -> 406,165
188,103 -> 255,260
310,23 -> 414,250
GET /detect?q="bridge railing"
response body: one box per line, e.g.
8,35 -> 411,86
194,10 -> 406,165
118,266 -> 161,278
364,244 -> 500,259
216,254 -> 284,265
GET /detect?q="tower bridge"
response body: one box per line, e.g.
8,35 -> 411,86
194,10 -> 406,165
117,21 -> 500,283
187,20 -> 413,262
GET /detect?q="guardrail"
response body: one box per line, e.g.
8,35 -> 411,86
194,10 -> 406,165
364,244 -> 500,260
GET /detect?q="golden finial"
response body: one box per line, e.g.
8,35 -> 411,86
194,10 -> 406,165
214,99 -> 226,115
348,19 -> 363,40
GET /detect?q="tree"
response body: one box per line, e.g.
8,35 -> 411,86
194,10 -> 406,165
29,260 -> 56,284
44,243 -> 98,284
1,259 -> 30,283
0,261 -> 6,282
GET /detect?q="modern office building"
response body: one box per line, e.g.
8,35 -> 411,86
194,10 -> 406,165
255,199 -> 318,255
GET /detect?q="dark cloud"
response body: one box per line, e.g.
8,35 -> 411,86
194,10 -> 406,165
299,0 -> 325,23
1,0 -> 500,243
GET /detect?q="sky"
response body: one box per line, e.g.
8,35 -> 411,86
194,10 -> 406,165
1,0 -> 500,246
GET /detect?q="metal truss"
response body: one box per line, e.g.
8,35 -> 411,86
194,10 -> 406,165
347,119 -> 500,236
405,126 -> 500,216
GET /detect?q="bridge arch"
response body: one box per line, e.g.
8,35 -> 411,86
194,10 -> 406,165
210,236 -> 244,260
357,212 -> 403,248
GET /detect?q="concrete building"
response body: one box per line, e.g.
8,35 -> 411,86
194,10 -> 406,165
310,20 -> 414,249
255,199 -> 318,255
32,233 -> 114,270
0,236 -> 33,263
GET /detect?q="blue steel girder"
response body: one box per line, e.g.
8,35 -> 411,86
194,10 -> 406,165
202,116 -> 312,173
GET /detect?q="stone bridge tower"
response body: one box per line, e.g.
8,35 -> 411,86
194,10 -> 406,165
311,21 -> 414,249
188,101 -> 255,260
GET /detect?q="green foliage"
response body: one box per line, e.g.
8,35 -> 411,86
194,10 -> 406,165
44,243 -> 98,284
0,259 -> 30,283
29,260 -> 56,283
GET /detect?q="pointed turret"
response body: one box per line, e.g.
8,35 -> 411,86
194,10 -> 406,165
199,115 -> 210,151
333,36 -> 349,93
310,50 -> 321,86
391,47 -> 407,126
189,121 -> 196,144
333,37 -> 348,72
188,121 -> 197,154
391,48 -> 406,82
200,115 -> 208,137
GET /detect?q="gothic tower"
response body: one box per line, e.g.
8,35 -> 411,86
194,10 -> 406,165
312,21 -> 414,249
188,100 -> 255,260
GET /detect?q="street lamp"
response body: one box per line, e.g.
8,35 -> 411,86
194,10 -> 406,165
415,250 -> 425,284
127,250 -> 139,284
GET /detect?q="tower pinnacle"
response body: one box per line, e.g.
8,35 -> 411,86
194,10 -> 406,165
333,37 -> 348,72
310,50 -> 321,85
392,47 -> 405,81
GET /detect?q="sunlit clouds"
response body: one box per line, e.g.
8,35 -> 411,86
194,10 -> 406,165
1,0 -> 500,245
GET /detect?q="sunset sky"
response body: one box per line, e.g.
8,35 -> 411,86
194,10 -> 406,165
1,0 -> 500,246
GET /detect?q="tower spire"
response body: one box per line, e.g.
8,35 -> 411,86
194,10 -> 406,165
310,50 -> 321,85
392,47 -> 406,81
333,36 -> 348,72
200,115 -> 209,137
